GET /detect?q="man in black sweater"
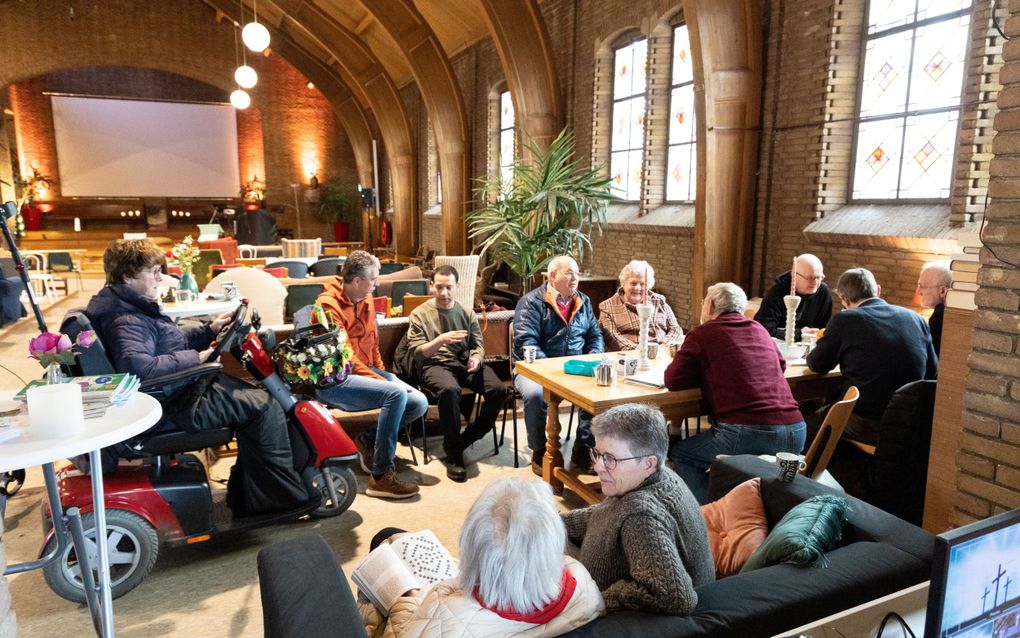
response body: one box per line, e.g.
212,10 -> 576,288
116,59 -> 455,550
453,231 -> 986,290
754,254 -> 832,342
806,268 -> 938,445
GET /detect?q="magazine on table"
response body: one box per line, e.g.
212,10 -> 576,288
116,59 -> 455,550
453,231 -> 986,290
351,530 -> 458,616
623,369 -> 665,388
14,373 -> 132,403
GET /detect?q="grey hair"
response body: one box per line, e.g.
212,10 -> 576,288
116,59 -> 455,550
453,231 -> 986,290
547,255 -> 577,277
705,282 -> 747,316
618,260 -> 656,290
458,477 -> 566,614
591,403 -> 668,470
836,268 -> 878,302
341,250 -> 381,283
921,260 -> 953,287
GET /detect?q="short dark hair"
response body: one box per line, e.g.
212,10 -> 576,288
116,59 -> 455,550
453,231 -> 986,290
432,264 -> 459,283
104,239 -> 165,286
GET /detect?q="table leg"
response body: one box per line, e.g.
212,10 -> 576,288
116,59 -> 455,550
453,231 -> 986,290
542,389 -> 564,492
89,448 -> 115,637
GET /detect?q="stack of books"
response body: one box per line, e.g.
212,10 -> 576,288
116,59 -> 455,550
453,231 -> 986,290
947,246 -> 980,311
14,373 -> 141,419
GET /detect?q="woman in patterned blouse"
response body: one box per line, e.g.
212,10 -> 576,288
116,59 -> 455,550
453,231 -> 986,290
598,260 -> 684,351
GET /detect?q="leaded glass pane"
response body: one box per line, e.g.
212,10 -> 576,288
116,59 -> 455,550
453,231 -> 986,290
859,30 -> 911,117
614,39 -> 647,100
907,16 -> 969,111
853,117 -> 904,199
611,98 -> 633,151
669,85 -> 696,144
868,0 -> 917,34
610,149 -> 642,201
628,95 -> 646,149
899,110 -> 958,198
666,143 -> 696,202
916,0 -> 970,21
672,25 -> 693,85
500,129 -> 515,183
500,91 -> 514,129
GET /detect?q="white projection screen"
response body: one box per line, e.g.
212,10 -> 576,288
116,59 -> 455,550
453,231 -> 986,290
51,95 -> 241,198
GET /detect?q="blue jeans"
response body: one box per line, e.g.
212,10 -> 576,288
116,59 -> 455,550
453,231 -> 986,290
316,368 -> 428,475
668,421 -> 807,503
514,374 -> 593,453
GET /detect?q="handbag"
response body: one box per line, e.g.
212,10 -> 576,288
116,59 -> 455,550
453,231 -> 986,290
274,308 -> 354,389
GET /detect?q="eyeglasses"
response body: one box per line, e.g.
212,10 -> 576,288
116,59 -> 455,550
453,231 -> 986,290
589,447 -> 647,470
795,272 -> 825,283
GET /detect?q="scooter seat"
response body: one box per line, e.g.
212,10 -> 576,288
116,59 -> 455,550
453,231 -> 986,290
129,428 -> 235,456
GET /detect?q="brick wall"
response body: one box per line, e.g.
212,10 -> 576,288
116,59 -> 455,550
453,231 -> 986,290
955,2 -> 1020,524
0,0 -> 356,241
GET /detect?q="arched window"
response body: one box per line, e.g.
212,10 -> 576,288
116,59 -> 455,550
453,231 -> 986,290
851,1 -> 972,200
611,38 -> 648,201
498,90 -> 515,186
666,23 -> 696,202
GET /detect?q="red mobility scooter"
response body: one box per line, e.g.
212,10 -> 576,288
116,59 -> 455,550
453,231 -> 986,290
40,301 -> 359,602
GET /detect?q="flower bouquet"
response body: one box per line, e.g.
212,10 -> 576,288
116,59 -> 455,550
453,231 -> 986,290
167,235 -> 202,294
29,329 -> 96,382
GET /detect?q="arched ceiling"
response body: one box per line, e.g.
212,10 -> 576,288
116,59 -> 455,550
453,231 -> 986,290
254,0 -> 492,89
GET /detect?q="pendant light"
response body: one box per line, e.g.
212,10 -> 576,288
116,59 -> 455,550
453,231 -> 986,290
230,89 -> 251,110
230,22 -> 251,109
242,0 -> 270,53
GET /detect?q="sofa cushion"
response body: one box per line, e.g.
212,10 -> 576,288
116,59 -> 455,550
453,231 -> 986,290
700,477 -> 768,577
741,494 -> 848,573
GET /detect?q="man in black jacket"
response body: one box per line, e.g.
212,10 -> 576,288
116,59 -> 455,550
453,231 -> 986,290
806,267 -> 938,445
916,260 -> 952,357
754,254 -> 832,342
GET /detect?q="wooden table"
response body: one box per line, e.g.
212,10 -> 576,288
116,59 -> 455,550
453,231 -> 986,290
515,351 -> 841,504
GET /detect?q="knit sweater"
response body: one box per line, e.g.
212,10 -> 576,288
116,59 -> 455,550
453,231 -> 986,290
561,468 -> 714,615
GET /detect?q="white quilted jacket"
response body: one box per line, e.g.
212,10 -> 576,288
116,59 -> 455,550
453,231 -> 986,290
361,557 -> 605,638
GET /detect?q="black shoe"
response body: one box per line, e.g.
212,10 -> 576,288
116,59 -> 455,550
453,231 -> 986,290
445,449 -> 468,482
569,444 -> 595,475
531,448 -> 545,477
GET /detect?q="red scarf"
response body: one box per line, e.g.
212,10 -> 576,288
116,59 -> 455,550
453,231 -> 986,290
473,569 -> 577,624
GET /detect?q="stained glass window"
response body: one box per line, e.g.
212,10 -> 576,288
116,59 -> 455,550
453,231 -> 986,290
851,0 -> 971,200
666,24 -> 696,202
499,91 -> 516,187
611,38 -> 647,201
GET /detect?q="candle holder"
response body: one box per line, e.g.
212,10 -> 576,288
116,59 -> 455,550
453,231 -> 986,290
636,302 -> 653,370
783,295 -> 801,347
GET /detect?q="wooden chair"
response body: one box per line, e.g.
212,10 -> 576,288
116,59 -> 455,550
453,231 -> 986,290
401,294 -> 431,317
801,386 -> 860,479
323,246 -> 348,257
47,251 -> 84,293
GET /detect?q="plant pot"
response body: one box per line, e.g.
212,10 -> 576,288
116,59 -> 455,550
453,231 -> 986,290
21,205 -> 43,231
332,221 -> 350,243
179,271 -> 200,295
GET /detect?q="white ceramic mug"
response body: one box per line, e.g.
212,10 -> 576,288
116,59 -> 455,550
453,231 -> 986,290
776,452 -> 807,482
522,345 -> 537,363
27,383 -> 84,439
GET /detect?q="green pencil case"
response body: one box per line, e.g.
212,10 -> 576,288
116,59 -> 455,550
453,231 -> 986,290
563,360 -> 600,377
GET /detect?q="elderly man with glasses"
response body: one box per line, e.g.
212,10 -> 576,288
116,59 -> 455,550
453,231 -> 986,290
916,260 -> 952,357
754,253 -> 832,342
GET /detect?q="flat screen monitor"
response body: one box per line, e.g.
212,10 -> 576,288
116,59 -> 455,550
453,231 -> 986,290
925,508 -> 1020,638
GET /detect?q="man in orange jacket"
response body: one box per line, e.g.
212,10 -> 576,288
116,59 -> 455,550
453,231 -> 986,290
315,251 -> 429,499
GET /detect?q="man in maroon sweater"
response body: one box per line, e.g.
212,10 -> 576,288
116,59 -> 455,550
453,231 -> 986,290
664,282 -> 806,502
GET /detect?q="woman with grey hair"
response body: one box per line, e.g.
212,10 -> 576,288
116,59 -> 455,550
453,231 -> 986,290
598,260 -> 683,351
665,282 -> 805,502
562,404 -> 714,616
361,477 -> 604,637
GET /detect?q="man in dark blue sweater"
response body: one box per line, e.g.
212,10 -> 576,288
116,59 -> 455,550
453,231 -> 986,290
806,268 -> 937,445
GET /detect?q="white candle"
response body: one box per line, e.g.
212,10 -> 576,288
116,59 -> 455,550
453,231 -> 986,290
74,217 -> 81,232
27,383 -> 84,439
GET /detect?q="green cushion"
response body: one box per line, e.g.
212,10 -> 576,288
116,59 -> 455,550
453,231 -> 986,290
740,494 -> 848,573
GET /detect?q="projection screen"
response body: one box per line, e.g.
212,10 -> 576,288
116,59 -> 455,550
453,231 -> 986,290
51,95 -> 241,198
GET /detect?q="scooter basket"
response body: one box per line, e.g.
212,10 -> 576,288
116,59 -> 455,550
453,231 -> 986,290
273,323 -> 353,389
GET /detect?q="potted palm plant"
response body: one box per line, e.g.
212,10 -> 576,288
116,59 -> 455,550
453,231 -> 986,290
312,179 -> 357,242
468,129 -> 616,285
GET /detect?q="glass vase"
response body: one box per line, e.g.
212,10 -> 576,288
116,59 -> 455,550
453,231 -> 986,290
179,271 -> 200,296
46,362 -> 67,384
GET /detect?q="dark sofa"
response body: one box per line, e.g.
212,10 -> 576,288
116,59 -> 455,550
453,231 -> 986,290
257,455 -> 934,638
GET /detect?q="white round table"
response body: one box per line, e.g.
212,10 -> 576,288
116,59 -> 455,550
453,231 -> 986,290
0,391 -> 162,637
161,296 -> 240,320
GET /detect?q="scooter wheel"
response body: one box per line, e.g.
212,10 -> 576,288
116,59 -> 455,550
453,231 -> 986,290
0,469 -> 25,496
42,509 -> 159,603
310,466 -> 357,518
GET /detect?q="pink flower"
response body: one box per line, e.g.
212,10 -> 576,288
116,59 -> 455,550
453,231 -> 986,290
76,330 -> 97,349
28,332 -> 62,357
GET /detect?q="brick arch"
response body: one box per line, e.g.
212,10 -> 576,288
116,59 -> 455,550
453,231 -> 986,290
479,0 -> 562,157
358,0 -> 469,256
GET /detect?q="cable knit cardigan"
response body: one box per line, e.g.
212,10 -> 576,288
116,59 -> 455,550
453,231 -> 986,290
561,468 -> 715,615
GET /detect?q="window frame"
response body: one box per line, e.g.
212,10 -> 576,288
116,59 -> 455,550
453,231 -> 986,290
610,35 -> 649,203
847,1 -> 973,204
497,90 -> 516,188
664,21 -> 697,203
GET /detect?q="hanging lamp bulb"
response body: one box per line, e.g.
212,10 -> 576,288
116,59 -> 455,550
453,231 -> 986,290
230,89 -> 251,109
242,22 -> 270,52
234,65 -> 258,89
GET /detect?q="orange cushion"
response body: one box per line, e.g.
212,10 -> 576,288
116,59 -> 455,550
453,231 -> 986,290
700,477 -> 768,577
